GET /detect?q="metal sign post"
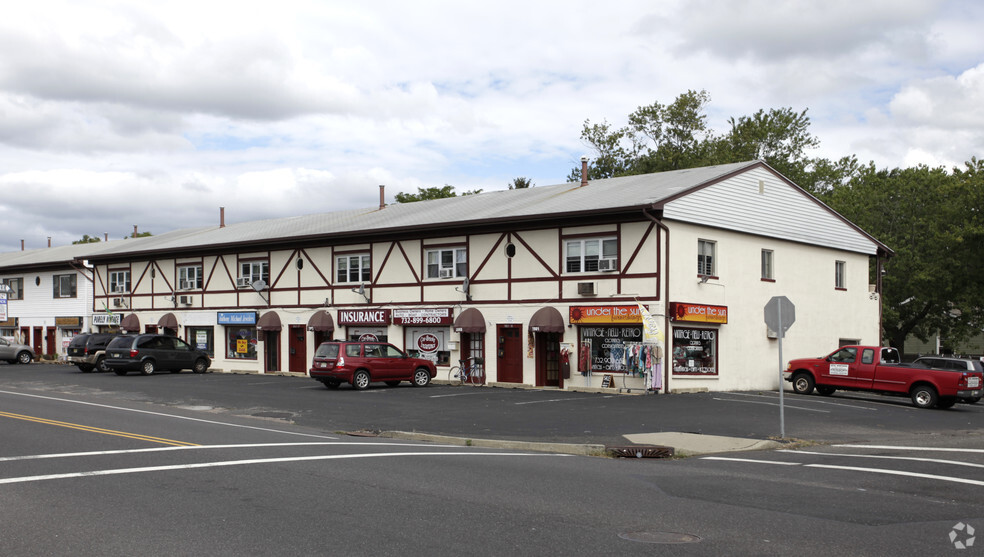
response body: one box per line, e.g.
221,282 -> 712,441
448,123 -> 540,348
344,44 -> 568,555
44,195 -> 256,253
764,296 -> 795,438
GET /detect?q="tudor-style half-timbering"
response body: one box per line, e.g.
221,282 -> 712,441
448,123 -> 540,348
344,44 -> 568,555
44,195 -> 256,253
70,160 -> 889,393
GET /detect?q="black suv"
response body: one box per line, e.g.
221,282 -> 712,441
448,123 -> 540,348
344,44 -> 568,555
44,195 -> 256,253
104,334 -> 211,376
67,333 -> 121,372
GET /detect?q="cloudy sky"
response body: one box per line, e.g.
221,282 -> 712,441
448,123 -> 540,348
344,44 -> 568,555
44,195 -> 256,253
1,0 -> 982,254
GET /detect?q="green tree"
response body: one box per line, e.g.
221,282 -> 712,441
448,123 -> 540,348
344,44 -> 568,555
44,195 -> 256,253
509,177 -> 534,189
825,161 -> 984,349
72,235 -> 102,244
394,185 -> 483,203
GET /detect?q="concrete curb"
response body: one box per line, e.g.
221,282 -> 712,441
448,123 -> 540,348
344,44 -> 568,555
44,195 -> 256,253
380,431 -> 607,456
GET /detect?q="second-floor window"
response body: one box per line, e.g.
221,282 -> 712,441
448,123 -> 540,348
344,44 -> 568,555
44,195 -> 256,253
1,277 -> 24,299
426,248 -> 466,279
336,254 -> 371,283
565,237 -> 617,273
835,260 -> 846,289
240,261 -> 269,284
109,270 -> 130,294
761,250 -> 774,280
53,274 -> 77,298
698,240 -> 716,277
178,265 -> 203,290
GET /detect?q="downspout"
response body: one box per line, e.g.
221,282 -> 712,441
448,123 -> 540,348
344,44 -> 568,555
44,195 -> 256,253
643,207 -> 671,393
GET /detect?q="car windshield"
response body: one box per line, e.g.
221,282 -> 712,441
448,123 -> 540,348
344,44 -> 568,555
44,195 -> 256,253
314,343 -> 340,358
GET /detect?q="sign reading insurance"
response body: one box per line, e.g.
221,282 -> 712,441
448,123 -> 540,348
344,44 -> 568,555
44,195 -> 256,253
337,309 -> 391,325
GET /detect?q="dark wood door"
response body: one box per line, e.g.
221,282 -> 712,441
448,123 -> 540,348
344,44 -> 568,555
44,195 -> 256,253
32,327 -> 42,356
265,331 -> 280,372
496,325 -> 523,383
536,332 -> 562,387
288,325 -> 307,373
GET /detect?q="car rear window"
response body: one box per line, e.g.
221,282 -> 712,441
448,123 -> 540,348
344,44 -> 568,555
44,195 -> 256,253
69,335 -> 90,348
314,343 -> 340,358
107,336 -> 133,349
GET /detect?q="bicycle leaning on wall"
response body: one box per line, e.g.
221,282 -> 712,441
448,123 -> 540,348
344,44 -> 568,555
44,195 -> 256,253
448,357 -> 484,386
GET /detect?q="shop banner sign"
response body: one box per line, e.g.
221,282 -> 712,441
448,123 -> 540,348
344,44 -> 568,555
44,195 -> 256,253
337,309 -> 391,326
218,312 -> 258,325
669,302 -> 728,324
569,305 -> 645,324
92,313 -> 122,326
393,308 -> 453,326
0,293 -> 6,322
636,302 -> 664,343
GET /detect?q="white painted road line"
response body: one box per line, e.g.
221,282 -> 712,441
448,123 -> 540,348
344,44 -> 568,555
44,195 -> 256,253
779,449 -> 984,469
0,451 -> 567,485
701,457 -> 801,465
804,464 -> 984,487
0,389 -> 337,439
833,444 -> 984,454
726,392 -> 878,410
711,397 -> 830,412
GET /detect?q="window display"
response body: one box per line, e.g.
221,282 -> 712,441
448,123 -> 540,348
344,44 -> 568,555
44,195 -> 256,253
672,327 -> 718,375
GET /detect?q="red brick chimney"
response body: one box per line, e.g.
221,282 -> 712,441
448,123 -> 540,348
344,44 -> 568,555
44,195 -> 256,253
379,185 -> 386,210
133,225 -> 138,237
580,156 -> 589,187
220,207 -> 226,228
104,233 -> 108,242
21,239 -> 24,251
47,237 -> 51,247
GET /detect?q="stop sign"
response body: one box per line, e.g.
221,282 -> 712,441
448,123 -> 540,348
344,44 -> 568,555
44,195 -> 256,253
764,296 -> 795,338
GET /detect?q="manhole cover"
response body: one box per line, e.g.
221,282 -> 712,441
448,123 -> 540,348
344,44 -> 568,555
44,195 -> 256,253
619,531 -> 701,544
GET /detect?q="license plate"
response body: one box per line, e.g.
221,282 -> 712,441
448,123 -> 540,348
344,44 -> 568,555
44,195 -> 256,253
968,377 -> 981,388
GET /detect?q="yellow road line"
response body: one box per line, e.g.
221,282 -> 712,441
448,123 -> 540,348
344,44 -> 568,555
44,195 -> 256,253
0,411 -> 199,447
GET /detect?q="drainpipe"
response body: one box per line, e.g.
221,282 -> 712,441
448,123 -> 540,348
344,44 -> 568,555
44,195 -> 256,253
643,208 -> 671,393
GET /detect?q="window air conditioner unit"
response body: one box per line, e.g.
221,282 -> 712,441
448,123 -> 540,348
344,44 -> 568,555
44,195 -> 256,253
236,277 -> 252,288
112,297 -> 123,307
439,268 -> 454,279
598,258 -> 617,272
178,295 -> 193,306
179,280 -> 193,290
577,282 -> 597,296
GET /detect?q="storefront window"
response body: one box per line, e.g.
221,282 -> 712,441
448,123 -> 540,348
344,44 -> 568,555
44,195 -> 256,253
227,326 -> 257,359
578,325 -> 643,373
189,326 -> 215,357
405,327 -> 450,366
671,327 -> 718,375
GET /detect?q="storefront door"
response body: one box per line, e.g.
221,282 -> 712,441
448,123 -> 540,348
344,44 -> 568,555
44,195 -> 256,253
535,332 -> 562,387
288,325 -> 307,373
496,325 -> 523,383
265,331 -> 280,372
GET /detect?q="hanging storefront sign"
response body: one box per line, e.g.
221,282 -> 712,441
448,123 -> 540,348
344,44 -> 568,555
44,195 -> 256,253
672,327 -> 718,375
337,309 -> 391,326
392,308 -> 453,326
669,302 -> 728,324
218,311 -> 258,325
92,313 -> 122,326
406,328 -> 450,365
569,305 -> 644,324
55,316 -> 83,328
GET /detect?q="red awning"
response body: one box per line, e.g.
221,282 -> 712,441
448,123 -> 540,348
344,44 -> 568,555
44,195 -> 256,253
120,313 -> 140,333
529,307 -> 565,333
307,310 -> 335,333
157,313 -> 178,330
453,308 -> 486,333
256,311 -> 282,332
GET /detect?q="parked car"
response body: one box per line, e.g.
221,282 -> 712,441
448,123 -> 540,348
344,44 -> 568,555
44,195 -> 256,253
309,340 -> 436,389
104,334 -> 210,376
66,333 -> 121,372
913,356 -> 984,403
0,338 -> 35,364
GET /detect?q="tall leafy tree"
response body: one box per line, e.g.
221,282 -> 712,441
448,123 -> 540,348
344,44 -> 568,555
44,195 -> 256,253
509,177 -> 534,189
394,185 -> 483,203
72,235 -> 102,244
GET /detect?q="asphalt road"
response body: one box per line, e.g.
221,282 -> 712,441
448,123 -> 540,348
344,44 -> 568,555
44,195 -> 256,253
1,363 -> 982,556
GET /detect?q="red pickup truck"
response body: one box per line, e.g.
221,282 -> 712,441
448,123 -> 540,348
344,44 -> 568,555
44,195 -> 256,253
785,345 -> 983,409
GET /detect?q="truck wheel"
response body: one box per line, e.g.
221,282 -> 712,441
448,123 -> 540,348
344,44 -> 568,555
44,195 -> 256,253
910,385 -> 938,409
791,373 -> 815,395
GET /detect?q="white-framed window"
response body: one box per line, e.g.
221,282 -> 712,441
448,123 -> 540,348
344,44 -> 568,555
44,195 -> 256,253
1,277 -> 24,299
835,260 -> 846,289
240,261 -> 269,284
178,265 -> 203,290
108,270 -> 130,294
426,248 -> 466,279
565,237 -> 617,273
336,254 -> 371,283
698,240 -> 716,277
761,249 -> 774,280
53,274 -> 78,298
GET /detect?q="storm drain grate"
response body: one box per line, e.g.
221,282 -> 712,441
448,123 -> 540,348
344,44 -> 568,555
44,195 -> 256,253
606,445 -> 674,458
619,531 -> 701,544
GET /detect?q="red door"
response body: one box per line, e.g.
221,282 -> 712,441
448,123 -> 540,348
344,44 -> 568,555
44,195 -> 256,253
496,325 -> 523,383
33,327 -> 43,356
288,325 -> 307,373
45,328 -> 56,356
